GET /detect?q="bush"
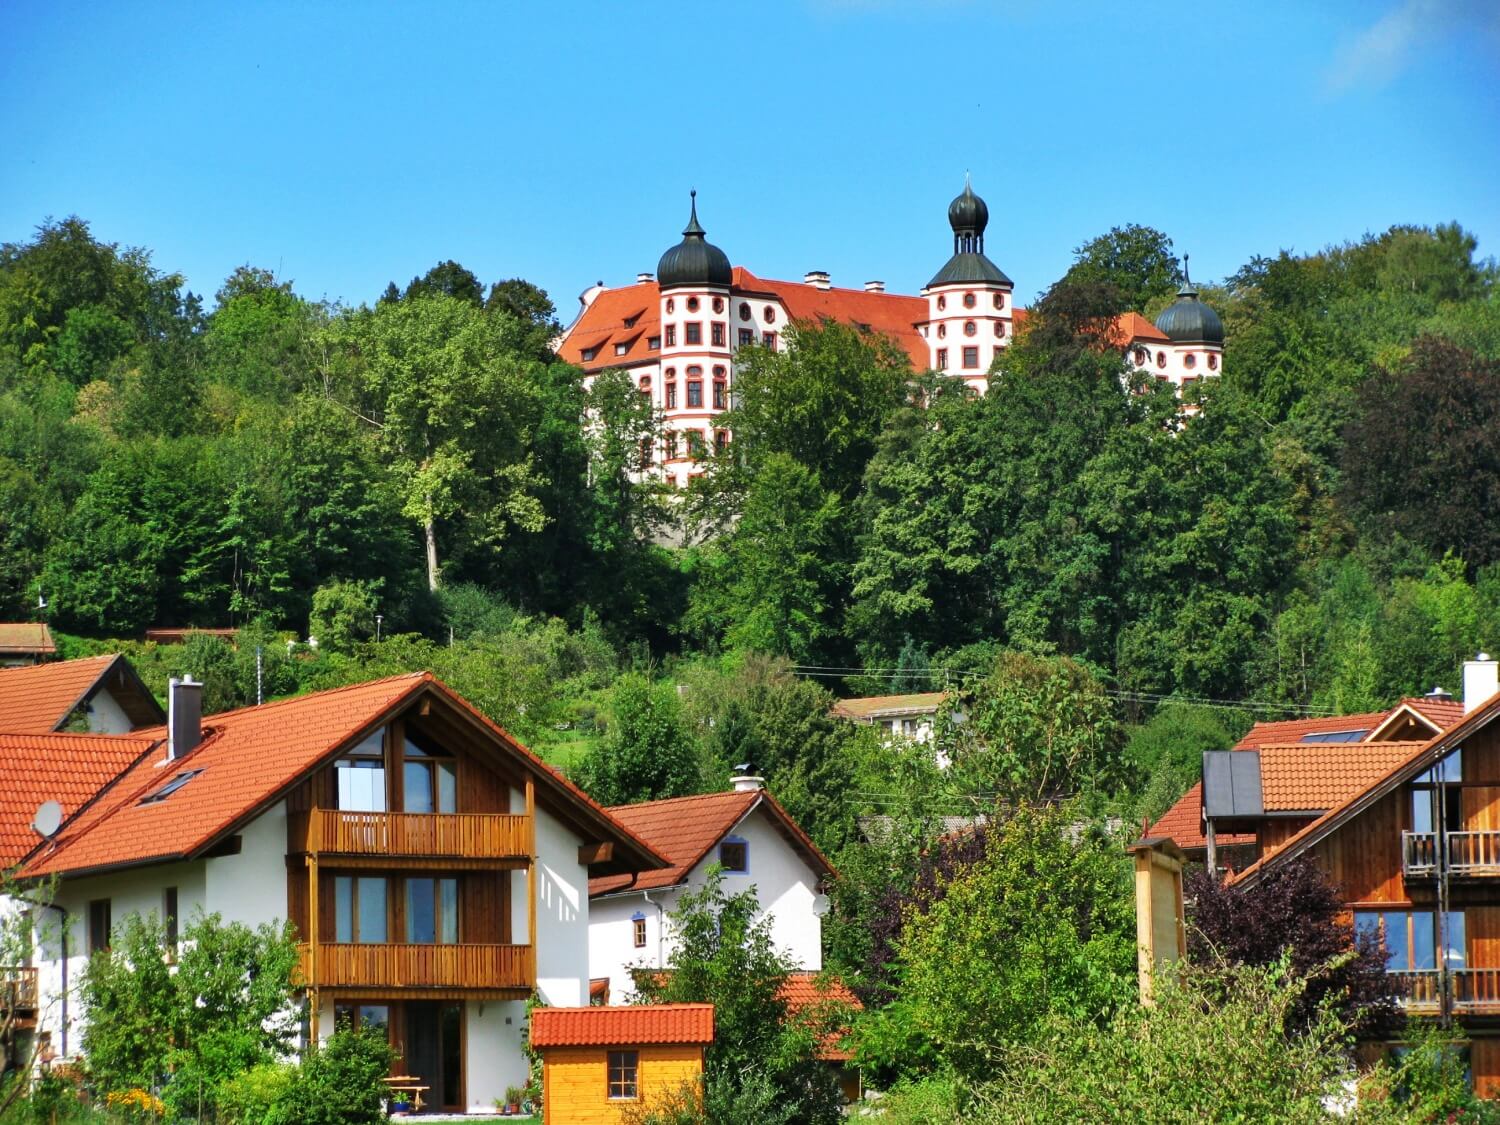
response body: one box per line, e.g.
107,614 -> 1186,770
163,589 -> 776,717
277,1026 -> 395,1125
217,1062 -> 297,1125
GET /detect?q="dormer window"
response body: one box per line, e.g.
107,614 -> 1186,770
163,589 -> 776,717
615,342 -> 629,356
581,347 -> 597,362
718,837 -> 749,873
624,313 -> 640,328
648,336 -> 661,350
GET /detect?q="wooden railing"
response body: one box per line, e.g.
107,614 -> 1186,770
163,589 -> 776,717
1391,969 -> 1441,1014
1388,969 -> 1500,1015
1402,831 -> 1500,878
299,809 -> 530,860
298,942 -> 534,991
0,967 -> 37,1011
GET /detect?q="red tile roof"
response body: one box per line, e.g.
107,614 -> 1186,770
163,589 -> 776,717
1232,712 -> 1392,750
732,268 -> 930,370
22,673 -> 669,881
589,788 -> 833,897
529,1004 -> 714,1048
832,692 -> 947,720
0,623 -> 56,657
0,732 -> 157,867
556,283 -> 662,372
1146,781 -> 1254,853
780,972 -> 861,1061
1401,697 -> 1466,729
1111,312 -> 1171,346
0,655 -> 125,734
1257,741 -> 1426,811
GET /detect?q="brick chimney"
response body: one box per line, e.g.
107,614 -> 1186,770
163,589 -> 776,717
167,675 -> 203,761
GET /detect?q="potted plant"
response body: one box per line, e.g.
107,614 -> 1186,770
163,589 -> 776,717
391,1096 -> 412,1115
505,1084 -> 526,1114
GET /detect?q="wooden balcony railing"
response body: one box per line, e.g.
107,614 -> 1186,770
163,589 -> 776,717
297,809 -> 530,861
1388,968 -> 1500,1016
1391,969 -> 1441,1014
298,942 -> 534,992
1402,831 -> 1500,878
1,967 -> 37,1012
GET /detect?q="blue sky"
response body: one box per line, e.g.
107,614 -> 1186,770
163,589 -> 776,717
2,1 -> 1497,316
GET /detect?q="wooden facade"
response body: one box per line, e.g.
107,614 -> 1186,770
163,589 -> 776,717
540,1044 -> 704,1125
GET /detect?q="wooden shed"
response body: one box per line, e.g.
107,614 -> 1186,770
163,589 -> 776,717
530,1004 -> 713,1124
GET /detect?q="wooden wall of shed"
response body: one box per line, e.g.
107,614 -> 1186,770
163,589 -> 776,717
1257,818 -> 1314,857
1310,788 -> 1410,905
541,1045 -> 703,1125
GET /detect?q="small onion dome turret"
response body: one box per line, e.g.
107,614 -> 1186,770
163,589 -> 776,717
948,179 -> 989,237
1153,258 -> 1224,345
657,191 -> 732,290
928,176 -> 1011,288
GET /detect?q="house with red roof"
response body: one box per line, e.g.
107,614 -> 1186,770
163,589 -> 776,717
7,672 -> 669,1113
555,185 -> 1223,489
587,775 -> 834,1007
0,624 -> 56,667
0,653 -> 162,735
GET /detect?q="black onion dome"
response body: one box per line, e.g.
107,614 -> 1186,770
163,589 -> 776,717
948,180 -> 989,235
657,191 -> 732,290
1154,266 -> 1224,344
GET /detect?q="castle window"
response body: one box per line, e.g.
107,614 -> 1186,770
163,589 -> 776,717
937,348 -> 948,370
937,295 -> 947,311
937,324 -> 946,339
648,336 -> 660,350
739,302 -> 751,321
995,346 -> 1004,363
624,313 -> 640,328
715,430 -> 729,454
666,298 -> 675,314
963,321 -> 977,337
712,296 -> 724,313
713,380 -> 726,409
996,322 -> 1007,338
638,438 -> 652,470
738,328 -> 754,347
666,431 -> 678,460
614,342 -> 628,356
1132,347 -> 1147,365
686,431 -> 705,458
1156,351 -> 1167,369
666,381 -> 678,409
763,305 -> 777,324
685,322 -> 702,345
1184,353 -> 1197,370
993,293 -> 1005,310
687,380 -> 703,408
686,296 -> 700,312
665,324 -> 676,347
1207,353 -> 1218,371
963,292 -> 976,309
962,346 -> 979,369
581,347 -> 596,362
711,322 -> 725,347
762,332 -> 777,350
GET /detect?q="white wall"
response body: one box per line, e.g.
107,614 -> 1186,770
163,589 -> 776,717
205,800 -> 287,928
84,688 -> 134,734
466,998 -> 530,1111
587,801 -> 825,1003
526,793 -> 589,1007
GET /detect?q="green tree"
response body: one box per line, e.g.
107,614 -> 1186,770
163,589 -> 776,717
572,672 -> 701,805
309,578 -> 380,654
1061,223 -> 1182,315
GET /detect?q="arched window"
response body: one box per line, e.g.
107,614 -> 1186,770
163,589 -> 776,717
993,293 -> 1005,310
686,296 -> 700,312
665,298 -> 675,314
1156,352 -> 1167,369
712,296 -> 724,313
1132,347 -> 1146,365
686,365 -> 702,376
937,324 -> 947,339
638,375 -> 652,394
997,322 -> 1008,338
1207,353 -> 1219,371
763,305 -> 777,324
936,295 -> 947,311
739,302 -> 751,321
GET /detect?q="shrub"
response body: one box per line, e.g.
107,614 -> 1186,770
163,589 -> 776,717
277,1027 -> 395,1125
217,1062 -> 297,1125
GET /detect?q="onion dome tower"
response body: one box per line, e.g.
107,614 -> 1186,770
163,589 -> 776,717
923,177 -> 1014,391
656,192 -> 734,487
1153,257 -> 1224,345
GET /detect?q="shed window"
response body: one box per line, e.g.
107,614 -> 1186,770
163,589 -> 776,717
719,838 -> 748,873
607,1050 -> 639,1099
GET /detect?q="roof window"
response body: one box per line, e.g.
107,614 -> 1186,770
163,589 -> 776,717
581,347 -> 597,362
141,769 -> 204,805
1299,730 -> 1369,744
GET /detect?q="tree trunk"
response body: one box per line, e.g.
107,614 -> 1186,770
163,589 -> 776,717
425,511 -> 440,591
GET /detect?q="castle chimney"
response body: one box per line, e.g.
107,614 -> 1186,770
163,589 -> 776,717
864,280 -> 886,293
803,270 -> 831,290
637,272 -> 655,284
1464,653 -> 1499,714
167,676 -> 203,761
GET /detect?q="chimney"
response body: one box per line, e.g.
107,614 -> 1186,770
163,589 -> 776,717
1426,686 -> 1455,703
1464,653 -> 1499,714
864,280 -> 886,293
167,675 -> 203,761
637,272 -> 655,284
730,767 -> 765,792
803,270 -> 831,290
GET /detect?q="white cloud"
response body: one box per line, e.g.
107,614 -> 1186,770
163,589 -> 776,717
1326,0 -> 1499,92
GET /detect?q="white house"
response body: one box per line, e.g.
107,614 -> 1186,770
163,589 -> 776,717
8,672 -> 667,1113
0,653 -> 164,735
587,777 -> 834,1005
832,692 -> 950,746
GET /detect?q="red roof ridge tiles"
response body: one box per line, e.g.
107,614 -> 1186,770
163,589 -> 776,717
529,1003 -> 715,1048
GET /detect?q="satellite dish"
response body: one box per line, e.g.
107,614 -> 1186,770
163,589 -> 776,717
811,894 -> 830,918
32,800 -> 63,839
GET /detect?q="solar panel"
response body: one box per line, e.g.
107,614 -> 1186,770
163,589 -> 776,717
1202,751 -> 1263,818
1300,729 -> 1369,743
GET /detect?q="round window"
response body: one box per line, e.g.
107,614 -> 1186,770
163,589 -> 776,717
937,295 -> 947,311
963,292 -> 976,309
763,306 -> 776,324
937,324 -> 947,339
963,321 -> 977,337
666,298 -> 675,314
712,297 -> 724,313
1156,352 -> 1167,369
686,296 -> 700,312
1184,353 -> 1197,370
1207,353 -> 1219,371
739,302 -> 751,321
993,293 -> 1005,310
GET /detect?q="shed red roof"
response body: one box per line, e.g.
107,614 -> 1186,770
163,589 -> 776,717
780,972 -> 862,1061
529,1004 -> 714,1048
588,789 -> 833,898
0,655 -> 128,734
0,732 -> 157,867
0,623 -> 55,657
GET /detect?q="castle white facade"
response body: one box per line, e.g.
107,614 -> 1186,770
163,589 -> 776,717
556,185 -> 1224,488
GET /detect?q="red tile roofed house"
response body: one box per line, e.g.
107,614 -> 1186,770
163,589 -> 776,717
531,1003 -> 713,1124
0,654 -> 163,735
588,779 -> 834,1006
0,623 -> 55,666
1220,657 -> 1500,1096
1147,697 -> 1463,868
15,672 -> 669,1114
780,971 -> 864,1102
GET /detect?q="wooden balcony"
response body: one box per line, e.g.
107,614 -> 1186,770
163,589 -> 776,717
1402,831 -> 1500,879
293,809 -> 531,866
1392,969 -> 1442,1014
1,967 -> 37,1014
1390,969 -> 1500,1016
297,942 -> 534,999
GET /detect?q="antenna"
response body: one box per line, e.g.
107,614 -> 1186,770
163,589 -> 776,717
32,800 -> 63,839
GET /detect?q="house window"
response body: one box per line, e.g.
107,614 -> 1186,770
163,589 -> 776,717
648,335 -> 661,350
614,342 -> 629,356
686,296 -> 699,312
1184,353 -> 1197,369
936,348 -> 948,370
936,295 -> 947,311
738,328 -> 754,347
963,292 -> 976,308
685,323 -> 702,345
1208,353 -> 1219,370
666,431 -> 679,460
580,347 -> 597,362
762,332 -> 776,350
712,297 -> 724,313
711,322 -> 725,347
403,735 -> 456,814
607,1050 -> 639,1100
713,381 -> 726,409
638,438 -> 652,470
1354,910 -> 1465,971
163,887 -> 179,954
639,375 -> 651,395
763,306 -> 776,324
962,346 -> 979,369
623,313 -> 640,328
88,898 -> 111,954
140,768 -> 203,804
666,381 -> 678,409
993,292 -> 1005,310
1156,351 -> 1167,369
335,876 -> 389,943
718,838 -> 749,873
406,877 -> 459,944
687,380 -> 703,408
665,325 -> 676,347
336,729 -> 386,812
937,323 -> 946,339
632,913 -> 647,949
333,1003 -> 390,1033
1133,347 -> 1147,365
963,321 -> 977,336
665,298 -> 675,314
